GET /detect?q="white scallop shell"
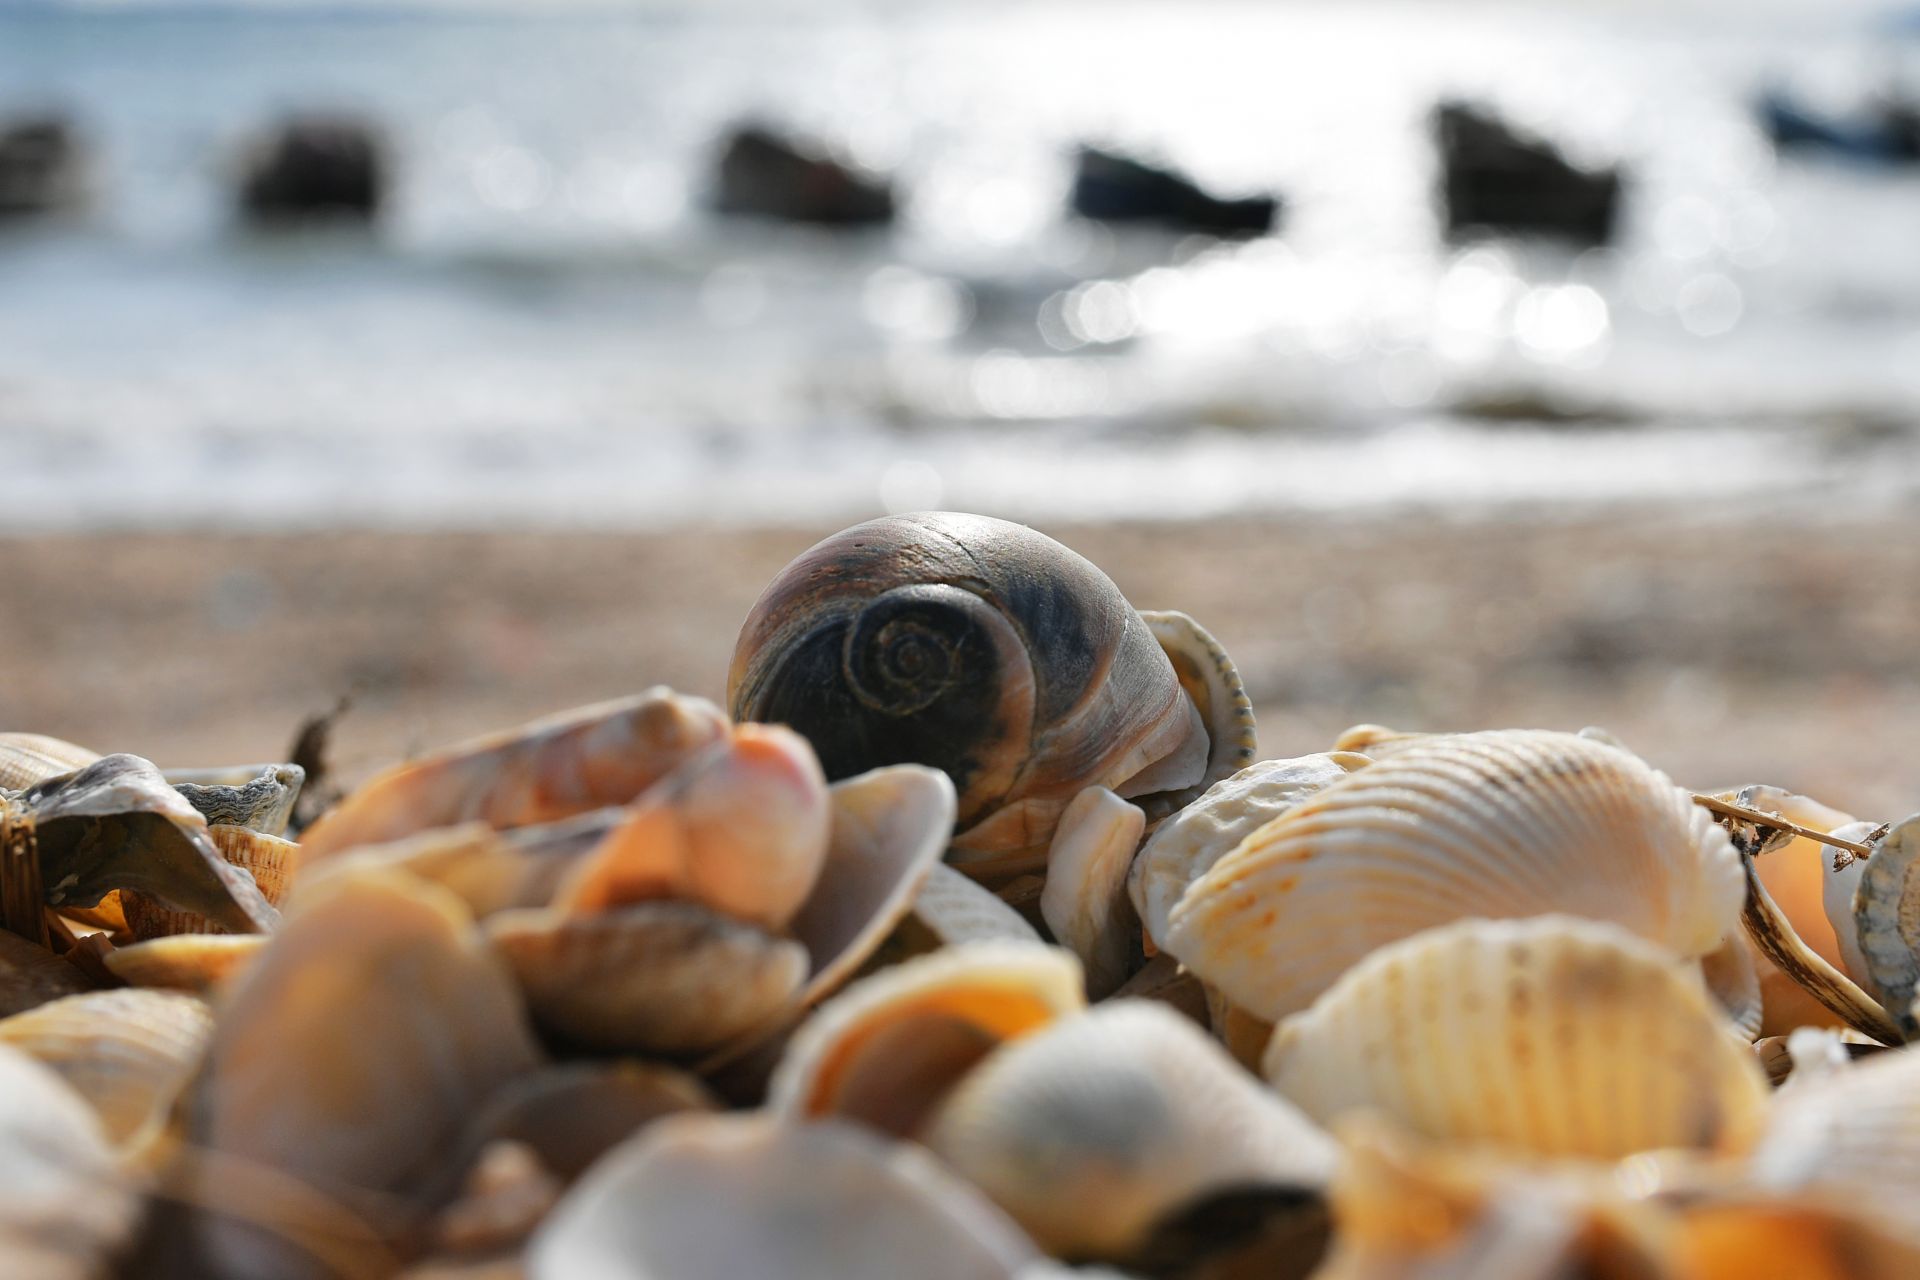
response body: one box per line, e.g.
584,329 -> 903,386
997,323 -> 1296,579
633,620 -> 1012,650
527,1114 -> 1039,1280
0,1043 -> 139,1280
1263,916 -> 1770,1161
0,988 -> 212,1146
1167,730 -> 1746,1023
925,1000 -> 1336,1259
1128,753 -> 1369,955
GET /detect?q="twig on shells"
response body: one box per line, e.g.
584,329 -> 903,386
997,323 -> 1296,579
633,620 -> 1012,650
1693,793 -> 1878,863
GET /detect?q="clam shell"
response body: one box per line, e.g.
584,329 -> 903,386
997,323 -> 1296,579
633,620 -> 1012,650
926,1000 -> 1336,1260
123,824 -> 299,939
487,901 -> 808,1057
0,988 -> 212,1145
0,1042 -> 139,1280
298,687 -> 729,862
316,815 -> 613,921
769,941 -> 1085,1138
528,1114 -> 1039,1280
104,934 -> 267,993
1128,753 -> 1369,955
1849,815 -> 1920,1039
1263,915 -> 1770,1160
454,1062 -> 716,1185
1166,730 -> 1746,1023
1039,786 -> 1143,998
0,732 -> 99,790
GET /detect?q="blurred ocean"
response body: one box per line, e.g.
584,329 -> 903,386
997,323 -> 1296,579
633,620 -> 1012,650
3,0 -> 1920,529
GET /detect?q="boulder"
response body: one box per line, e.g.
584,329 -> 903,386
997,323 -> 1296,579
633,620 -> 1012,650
711,124 -> 894,227
238,115 -> 385,225
0,114 -> 83,219
1069,146 -> 1277,237
1434,102 -> 1620,245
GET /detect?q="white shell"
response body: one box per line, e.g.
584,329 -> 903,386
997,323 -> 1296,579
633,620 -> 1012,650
1127,753 -> 1369,954
769,942 -> 1085,1138
1263,915 -> 1770,1160
1848,815 -> 1920,1038
1040,787 -> 1143,998
0,988 -> 212,1146
0,1043 -> 138,1280
527,1114 -> 1039,1280
1167,730 -> 1746,1023
925,1000 -> 1336,1259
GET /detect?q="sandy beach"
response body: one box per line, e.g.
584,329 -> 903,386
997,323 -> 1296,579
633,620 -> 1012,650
4,508 -> 1914,823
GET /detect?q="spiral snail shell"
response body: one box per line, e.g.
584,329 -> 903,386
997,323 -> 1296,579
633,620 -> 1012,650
728,513 -> 1253,881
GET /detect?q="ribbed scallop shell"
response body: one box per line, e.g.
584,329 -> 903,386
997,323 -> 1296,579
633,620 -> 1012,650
0,1043 -> 139,1280
487,902 -> 808,1056
0,732 -> 98,789
528,1114 -> 1039,1280
769,941 -> 1084,1138
0,989 -> 213,1145
924,1000 -> 1336,1259
1263,916 -> 1770,1161
1167,730 -> 1746,1023
103,935 -> 267,993
1128,753 -> 1369,954
122,824 -> 299,939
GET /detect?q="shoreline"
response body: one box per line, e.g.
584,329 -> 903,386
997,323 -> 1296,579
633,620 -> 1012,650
4,509 -> 1913,823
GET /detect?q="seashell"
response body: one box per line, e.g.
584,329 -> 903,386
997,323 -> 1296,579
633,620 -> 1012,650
0,988 -> 213,1146
1664,1198 -> 1920,1280
551,723 -> 831,933
1845,815 -> 1920,1039
298,687 -> 729,862
1738,846 -> 1900,1045
164,865 -> 542,1277
1,753 -> 277,938
425,1140 -> 560,1260
0,925 -> 94,1017
871,862 -> 1041,967
487,901 -> 808,1057
168,763 -> 305,836
1699,932 -> 1763,1041
1128,753 -> 1370,956
770,941 -> 1085,1138
1166,730 -> 1746,1023
527,1114 -> 1040,1280
1039,786 -> 1143,998
728,513 -> 1247,882
454,1062 -> 716,1185
924,1000 -> 1337,1260
1108,953 -> 1210,1028
1134,610 -> 1259,809
1263,916 -> 1770,1161
122,824 -> 299,939
104,934 -> 267,993
0,732 -> 99,790
0,1042 -> 141,1280
1821,821 -> 1881,986
315,815 -> 613,921
1328,723 -> 1429,758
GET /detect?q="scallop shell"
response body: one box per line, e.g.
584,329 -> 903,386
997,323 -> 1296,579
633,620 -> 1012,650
1166,730 -> 1746,1023
0,1042 -> 140,1280
0,732 -> 99,789
527,1114 -> 1039,1280
122,824 -> 299,939
769,941 -> 1085,1138
1128,753 -> 1370,955
1847,815 -> 1920,1039
924,1000 -> 1337,1259
0,988 -> 212,1145
1263,915 -> 1770,1161
1039,786 -> 1143,998
487,901 -> 807,1057
298,687 -> 729,862
104,934 -> 267,993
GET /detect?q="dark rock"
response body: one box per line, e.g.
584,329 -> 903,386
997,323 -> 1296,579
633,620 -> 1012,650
0,114 -> 84,219
1758,86 -> 1920,163
711,124 -> 894,227
1434,102 -> 1621,245
1069,146 -> 1278,237
238,115 -> 385,226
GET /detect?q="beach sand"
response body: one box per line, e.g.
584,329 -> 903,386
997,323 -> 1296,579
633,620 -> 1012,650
4,509 -> 1914,821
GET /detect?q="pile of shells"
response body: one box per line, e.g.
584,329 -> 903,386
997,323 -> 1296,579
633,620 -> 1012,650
5,510 -> 1920,1279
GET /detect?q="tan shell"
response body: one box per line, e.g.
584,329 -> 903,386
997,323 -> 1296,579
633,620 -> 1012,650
1167,730 -> 1746,1023
1263,915 -> 1770,1161
0,732 -> 99,789
925,1000 -> 1337,1259
1700,932 -> 1764,1042
123,824 -> 299,939
1128,753 -> 1370,955
0,988 -> 212,1145
0,927 -> 94,1017
454,1062 -> 716,1185
104,934 -> 267,993
170,866 -> 541,1277
314,816 -> 613,921
0,1042 -> 140,1280
769,941 -> 1085,1138
298,687 -> 729,862
1846,814 -> 1920,1039
527,1113 -> 1039,1280
1039,786 -> 1143,998
488,902 -> 807,1057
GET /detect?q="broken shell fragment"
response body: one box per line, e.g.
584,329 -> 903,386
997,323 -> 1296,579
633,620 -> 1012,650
1135,610 -> 1259,811
0,988 -> 213,1146
104,934 -> 267,993
0,1042 -> 141,1280
1166,730 -> 1746,1023
298,688 -> 729,862
122,823 -> 299,939
168,763 -> 306,836
1040,786 -> 1143,999
528,1114 -> 1040,1280
925,1000 -> 1337,1260
1262,916 -> 1770,1161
